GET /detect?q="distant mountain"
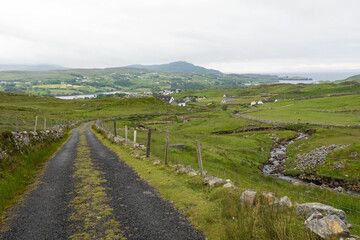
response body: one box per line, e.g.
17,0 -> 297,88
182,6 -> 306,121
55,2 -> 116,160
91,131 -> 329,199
127,61 -> 222,75
0,64 -> 69,71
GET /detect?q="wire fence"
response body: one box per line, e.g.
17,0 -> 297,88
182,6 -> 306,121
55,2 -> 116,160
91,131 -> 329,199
97,120 -> 360,228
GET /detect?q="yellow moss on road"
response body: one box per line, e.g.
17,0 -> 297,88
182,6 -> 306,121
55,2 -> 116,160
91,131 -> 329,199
69,125 -> 124,240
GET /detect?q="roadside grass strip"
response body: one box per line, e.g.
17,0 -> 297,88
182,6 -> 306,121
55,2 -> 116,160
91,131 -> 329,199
69,126 -> 124,240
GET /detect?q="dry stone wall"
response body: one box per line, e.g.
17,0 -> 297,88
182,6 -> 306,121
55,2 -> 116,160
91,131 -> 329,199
0,124 -> 74,161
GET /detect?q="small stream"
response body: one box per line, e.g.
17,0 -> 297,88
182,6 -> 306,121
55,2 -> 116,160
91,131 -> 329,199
262,132 -> 309,183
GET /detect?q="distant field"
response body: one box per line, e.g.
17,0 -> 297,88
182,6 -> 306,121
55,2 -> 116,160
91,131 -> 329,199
243,94 -> 360,125
0,92 -> 181,132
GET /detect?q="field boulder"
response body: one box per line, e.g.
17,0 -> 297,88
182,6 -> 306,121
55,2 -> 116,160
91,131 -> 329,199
239,189 -> 257,207
296,202 -> 347,224
304,213 -> 350,239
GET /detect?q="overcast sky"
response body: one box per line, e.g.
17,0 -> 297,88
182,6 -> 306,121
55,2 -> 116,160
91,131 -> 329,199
1,0 -> 360,73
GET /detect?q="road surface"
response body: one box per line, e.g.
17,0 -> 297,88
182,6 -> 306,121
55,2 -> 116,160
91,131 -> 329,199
0,123 -> 205,240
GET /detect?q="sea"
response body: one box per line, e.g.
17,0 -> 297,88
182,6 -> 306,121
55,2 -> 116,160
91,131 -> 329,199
273,71 -> 360,84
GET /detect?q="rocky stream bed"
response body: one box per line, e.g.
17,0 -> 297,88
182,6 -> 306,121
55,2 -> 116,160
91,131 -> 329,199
262,132 -> 360,194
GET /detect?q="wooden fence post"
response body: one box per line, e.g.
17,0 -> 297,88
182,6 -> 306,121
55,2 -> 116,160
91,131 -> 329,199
133,130 -> 137,145
196,140 -> 204,176
114,121 -> 117,136
125,125 -> 128,145
164,131 -> 169,165
146,129 -> 152,158
34,116 -> 38,132
44,118 -> 46,131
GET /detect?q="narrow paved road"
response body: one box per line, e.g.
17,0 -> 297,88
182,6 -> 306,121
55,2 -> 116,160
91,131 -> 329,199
0,123 -> 205,240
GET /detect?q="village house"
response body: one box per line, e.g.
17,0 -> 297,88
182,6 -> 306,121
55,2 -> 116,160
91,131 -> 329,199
171,99 -> 186,107
221,98 -> 235,104
223,94 -> 238,98
250,101 -> 256,106
261,99 -> 274,103
257,100 -> 264,105
155,95 -> 175,104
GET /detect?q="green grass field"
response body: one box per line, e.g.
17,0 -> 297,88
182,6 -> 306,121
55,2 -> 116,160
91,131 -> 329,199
244,94 -> 360,125
0,92 -> 182,132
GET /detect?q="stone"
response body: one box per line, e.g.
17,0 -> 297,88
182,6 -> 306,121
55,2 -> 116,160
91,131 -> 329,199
261,192 -> 278,204
296,202 -> 347,224
239,189 -> 257,207
173,164 -> 184,170
334,186 -> 344,193
187,171 -> 197,177
153,160 -> 161,165
279,196 -> 292,208
333,162 -> 345,170
350,151 -> 358,158
23,136 -> 30,146
293,181 -> 302,186
304,213 -> 350,239
223,182 -> 235,188
204,176 -> 223,187
176,166 -> 194,174
269,196 -> 293,211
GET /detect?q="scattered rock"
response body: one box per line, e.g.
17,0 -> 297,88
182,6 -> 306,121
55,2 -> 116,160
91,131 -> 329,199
261,192 -> 278,204
176,166 -> 194,174
279,196 -> 293,208
269,196 -> 293,210
333,162 -> 345,170
334,186 -> 344,193
293,181 -> 302,186
223,182 -> 235,188
304,213 -> 350,239
204,176 -> 223,187
187,171 -> 197,177
296,202 -> 347,224
131,152 -> 140,159
153,160 -> 161,165
295,145 -> 349,171
239,189 -> 257,207
350,151 -> 358,158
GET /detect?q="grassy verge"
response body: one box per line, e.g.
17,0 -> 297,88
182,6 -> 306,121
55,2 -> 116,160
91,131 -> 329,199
92,127 -> 331,240
0,131 -> 70,217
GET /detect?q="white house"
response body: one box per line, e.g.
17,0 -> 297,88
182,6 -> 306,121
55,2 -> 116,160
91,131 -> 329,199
221,98 -> 235,104
171,99 -> 186,107
250,101 -> 256,106
257,100 -> 264,105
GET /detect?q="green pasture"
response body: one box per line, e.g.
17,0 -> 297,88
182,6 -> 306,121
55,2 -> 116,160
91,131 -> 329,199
103,112 -> 360,235
244,95 -> 360,125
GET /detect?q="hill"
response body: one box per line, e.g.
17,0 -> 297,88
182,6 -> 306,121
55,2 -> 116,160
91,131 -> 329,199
344,74 -> 360,82
0,64 -> 68,71
127,61 -> 222,75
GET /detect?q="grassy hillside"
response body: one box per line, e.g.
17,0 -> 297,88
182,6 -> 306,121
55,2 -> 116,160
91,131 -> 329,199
174,81 -> 360,103
344,74 -> 360,82
0,92 -> 181,132
0,68 -> 279,96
